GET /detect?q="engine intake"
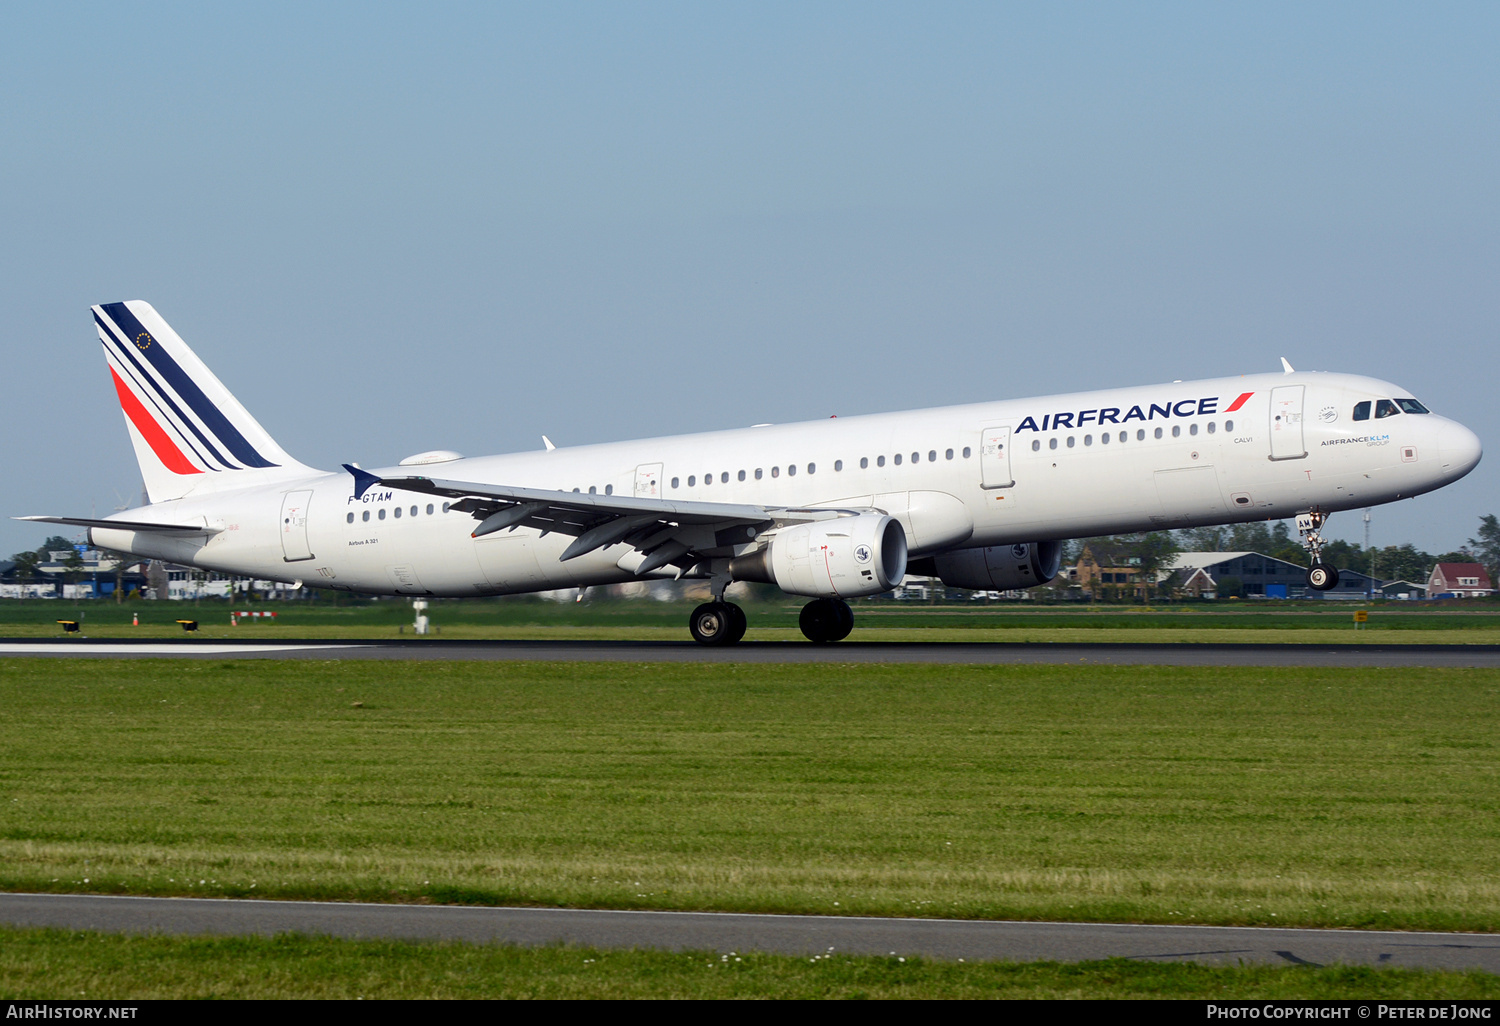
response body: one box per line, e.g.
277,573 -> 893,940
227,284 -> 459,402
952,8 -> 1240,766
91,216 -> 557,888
929,540 -> 1063,592
730,513 -> 907,598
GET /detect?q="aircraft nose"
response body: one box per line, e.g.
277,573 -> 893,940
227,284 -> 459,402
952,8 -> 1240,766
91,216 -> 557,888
1437,420 -> 1483,478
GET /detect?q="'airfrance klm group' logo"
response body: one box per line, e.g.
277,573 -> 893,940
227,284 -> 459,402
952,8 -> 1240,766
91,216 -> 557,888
1014,392 -> 1254,432
854,544 -> 872,564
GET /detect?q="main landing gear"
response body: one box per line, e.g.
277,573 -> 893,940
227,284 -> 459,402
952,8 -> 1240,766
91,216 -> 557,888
687,594 -> 856,645
688,600 -> 747,646
799,598 -> 854,643
1297,510 -> 1341,591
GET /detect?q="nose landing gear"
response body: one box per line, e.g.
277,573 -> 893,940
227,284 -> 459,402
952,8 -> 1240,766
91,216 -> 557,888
1297,510 -> 1341,591
799,598 -> 854,643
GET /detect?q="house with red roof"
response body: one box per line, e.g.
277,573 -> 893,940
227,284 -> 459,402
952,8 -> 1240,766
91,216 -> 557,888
1426,562 -> 1495,599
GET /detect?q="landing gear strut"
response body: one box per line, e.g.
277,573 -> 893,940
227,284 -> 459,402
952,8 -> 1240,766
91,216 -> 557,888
1297,510 -> 1340,591
799,598 -> 854,643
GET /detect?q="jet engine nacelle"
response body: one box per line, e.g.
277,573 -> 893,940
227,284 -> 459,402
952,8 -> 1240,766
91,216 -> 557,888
931,540 -> 1063,591
730,513 -> 908,598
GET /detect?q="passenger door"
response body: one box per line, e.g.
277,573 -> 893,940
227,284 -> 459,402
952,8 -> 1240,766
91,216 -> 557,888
979,426 -> 1014,489
1269,385 -> 1307,461
279,490 -> 314,562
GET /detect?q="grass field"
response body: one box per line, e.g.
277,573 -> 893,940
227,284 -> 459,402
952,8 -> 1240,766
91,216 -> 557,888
5,596 -> 1500,644
4,927 -> 1497,999
2,657 -> 1497,933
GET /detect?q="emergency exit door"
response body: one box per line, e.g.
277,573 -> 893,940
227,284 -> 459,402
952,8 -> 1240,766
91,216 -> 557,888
979,427 -> 1014,488
279,490 -> 314,562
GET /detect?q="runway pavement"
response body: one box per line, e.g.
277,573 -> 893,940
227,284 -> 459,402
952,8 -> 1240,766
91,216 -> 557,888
2,893 -> 1496,970
3,638 -> 1500,666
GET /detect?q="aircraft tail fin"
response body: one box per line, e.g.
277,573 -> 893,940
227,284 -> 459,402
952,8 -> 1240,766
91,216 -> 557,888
92,301 -> 310,503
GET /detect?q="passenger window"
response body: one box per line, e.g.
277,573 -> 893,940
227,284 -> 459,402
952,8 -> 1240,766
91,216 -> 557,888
394,507 -> 402,518
1120,431 -> 1127,443
671,477 -> 679,489
890,453 -> 900,465
929,450 -> 937,462
590,485 -> 598,493
945,448 -> 954,460
1032,440 -> 1040,451
1066,436 -> 1075,448
1376,399 -> 1399,419
1100,432 -> 1110,444
834,460 -> 843,471
1136,429 -> 1145,440
1172,425 -> 1181,438
363,510 -> 370,522
686,477 -> 694,487
807,463 -> 815,474
1154,427 -> 1163,439
411,506 -> 418,516
704,474 -> 711,486
738,470 -> 746,481
788,464 -> 796,476
442,502 -> 450,513
605,484 -> 613,495
1353,402 -> 1370,421
911,452 -> 919,463
1189,423 -> 1198,436
346,512 -> 354,524
426,504 -> 434,515
772,467 -> 780,478
755,468 -> 763,479
721,472 -> 729,484
1084,434 -> 1092,446
877,456 -> 885,467
378,508 -> 386,520
1206,422 -> 1216,434
962,447 -> 971,458
860,457 -> 868,469
1049,437 -> 1058,450
1224,420 -> 1233,432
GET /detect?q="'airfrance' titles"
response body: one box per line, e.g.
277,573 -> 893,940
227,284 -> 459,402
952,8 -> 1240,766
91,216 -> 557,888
1016,392 -> 1254,433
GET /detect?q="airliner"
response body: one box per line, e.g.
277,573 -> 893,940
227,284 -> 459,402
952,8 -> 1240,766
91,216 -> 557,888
19,301 -> 1484,644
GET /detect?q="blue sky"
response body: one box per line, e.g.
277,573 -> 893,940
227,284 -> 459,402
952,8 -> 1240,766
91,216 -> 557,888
2,2 -> 1496,556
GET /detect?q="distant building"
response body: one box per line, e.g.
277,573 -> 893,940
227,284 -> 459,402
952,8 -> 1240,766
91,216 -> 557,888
1378,580 -> 1428,600
1070,543 -> 1150,600
1426,562 -> 1496,599
1163,551 -> 1377,599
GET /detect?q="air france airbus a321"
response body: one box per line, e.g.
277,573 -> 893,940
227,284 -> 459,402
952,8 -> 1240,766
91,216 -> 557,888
19,301 -> 1484,644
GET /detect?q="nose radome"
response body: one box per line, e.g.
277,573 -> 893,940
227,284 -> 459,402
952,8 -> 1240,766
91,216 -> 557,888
1437,420 -> 1483,478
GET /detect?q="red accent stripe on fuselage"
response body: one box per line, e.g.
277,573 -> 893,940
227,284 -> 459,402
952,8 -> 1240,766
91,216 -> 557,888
1224,392 -> 1255,413
109,366 -> 202,475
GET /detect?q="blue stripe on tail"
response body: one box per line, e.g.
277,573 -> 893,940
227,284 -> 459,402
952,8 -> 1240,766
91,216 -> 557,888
99,303 -> 278,469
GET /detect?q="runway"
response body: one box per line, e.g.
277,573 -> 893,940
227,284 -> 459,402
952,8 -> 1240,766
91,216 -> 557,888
3,638 -> 1500,666
2,893 -> 1495,970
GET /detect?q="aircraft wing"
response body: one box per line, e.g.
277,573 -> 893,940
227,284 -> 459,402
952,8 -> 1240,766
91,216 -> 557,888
356,467 -> 842,574
14,515 -> 223,534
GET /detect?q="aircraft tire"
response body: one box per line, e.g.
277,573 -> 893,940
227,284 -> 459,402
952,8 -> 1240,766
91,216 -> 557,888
799,598 -> 847,643
1306,563 -> 1340,591
829,598 -> 854,641
689,602 -> 738,646
724,602 -> 748,644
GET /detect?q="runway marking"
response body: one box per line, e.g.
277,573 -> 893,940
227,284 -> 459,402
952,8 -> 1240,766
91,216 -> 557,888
0,643 -> 367,655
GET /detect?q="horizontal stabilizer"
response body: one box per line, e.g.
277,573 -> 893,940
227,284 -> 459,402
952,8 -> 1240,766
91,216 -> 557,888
14,515 -> 223,535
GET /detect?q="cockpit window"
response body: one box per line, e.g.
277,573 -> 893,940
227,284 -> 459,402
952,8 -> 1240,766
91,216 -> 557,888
1353,401 -> 1371,421
1395,398 -> 1430,414
1375,399 -> 1400,419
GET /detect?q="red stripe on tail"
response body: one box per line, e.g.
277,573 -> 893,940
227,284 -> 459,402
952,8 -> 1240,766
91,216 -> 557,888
109,366 -> 202,475
1224,391 -> 1255,413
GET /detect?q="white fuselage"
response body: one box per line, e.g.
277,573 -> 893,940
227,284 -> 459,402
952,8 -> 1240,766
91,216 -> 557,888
89,370 -> 1483,596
